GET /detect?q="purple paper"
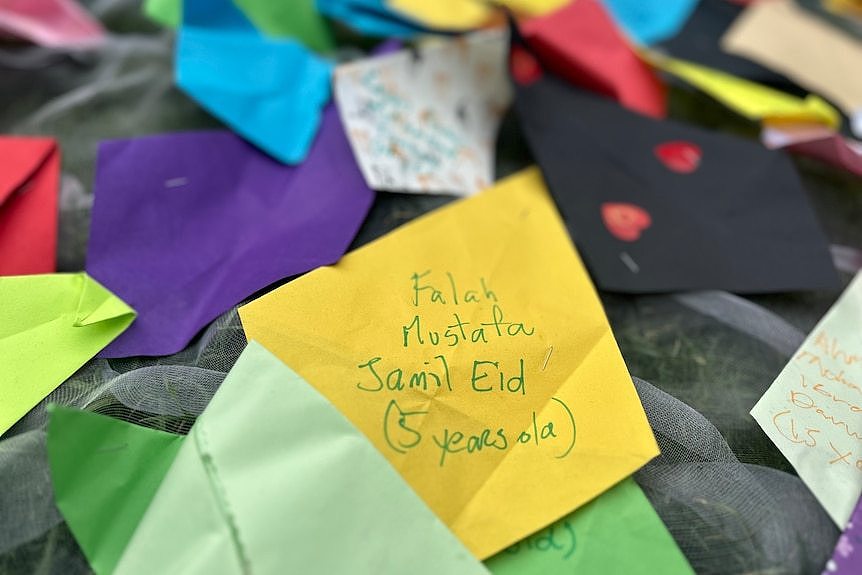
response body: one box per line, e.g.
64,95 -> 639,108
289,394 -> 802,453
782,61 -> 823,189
87,105 -> 375,357
824,495 -> 862,574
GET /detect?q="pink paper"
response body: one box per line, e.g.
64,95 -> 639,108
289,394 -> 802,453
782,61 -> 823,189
0,0 -> 105,48
762,125 -> 862,178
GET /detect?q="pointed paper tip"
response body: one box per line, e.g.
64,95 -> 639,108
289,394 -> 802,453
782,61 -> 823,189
73,274 -> 136,327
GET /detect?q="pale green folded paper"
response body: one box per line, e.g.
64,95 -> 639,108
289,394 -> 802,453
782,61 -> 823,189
49,341 -> 488,575
0,273 -> 134,436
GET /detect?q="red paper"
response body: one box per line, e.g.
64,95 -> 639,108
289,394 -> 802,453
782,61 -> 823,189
521,0 -> 666,118
0,137 -> 59,275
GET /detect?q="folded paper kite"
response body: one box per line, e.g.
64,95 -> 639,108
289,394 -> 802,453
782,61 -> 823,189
723,0 -> 862,139
752,272 -> 862,527
763,124 -> 862,178
485,478 -> 693,574
519,0 -> 666,118
335,29 -> 511,195
86,106 -> 374,358
603,0 -> 698,46
658,0 -> 803,94
177,0 -> 332,164
0,0 -> 104,48
49,342 -> 489,575
144,0 -> 334,53
0,273 -> 134,436
0,137 -> 59,276
650,55 -> 840,129
824,491 -> 862,574
512,39 -> 839,294
240,168 -> 660,559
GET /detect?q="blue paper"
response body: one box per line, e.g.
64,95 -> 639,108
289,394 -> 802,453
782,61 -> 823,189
317,0 -> 440,38
603,0 -> 698,46
177,0 -> 332,164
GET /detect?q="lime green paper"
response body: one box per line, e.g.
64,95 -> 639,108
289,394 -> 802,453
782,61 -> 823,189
48,406 -> 183,575
143,0 -> 334,52
0,273 -> 134,436
485,478 -> 693,575
50,341 -> 488,575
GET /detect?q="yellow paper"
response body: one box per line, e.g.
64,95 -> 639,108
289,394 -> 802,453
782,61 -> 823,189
240,168 -> 659,559
722,0 -> 862,125
386,0 -> 568,30
826,0 -> 862,18
651,55 -> 841,129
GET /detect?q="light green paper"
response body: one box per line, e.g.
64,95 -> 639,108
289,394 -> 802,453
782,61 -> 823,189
48,406 -> 184,575
752,272 -> 862,527
485,478 -> 693,575
0,273 -> 134,436
143,0 -> 334,52
50,341 -> 489,575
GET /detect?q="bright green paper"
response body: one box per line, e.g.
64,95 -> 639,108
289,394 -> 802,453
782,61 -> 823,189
144,0 -> 181,27
48,406 -> 183,575
485,479 -> 693,575
0,273 -> 134,436
50,341 -> 489,575
234,0 -> 334,52
143,0 -> 334,52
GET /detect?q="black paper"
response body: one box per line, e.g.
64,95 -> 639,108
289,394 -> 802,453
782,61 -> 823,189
512,39 -> 840,294
659,0 -> 806,95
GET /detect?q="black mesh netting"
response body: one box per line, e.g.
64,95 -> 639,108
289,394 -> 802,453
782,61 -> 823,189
2,1 -> 862,573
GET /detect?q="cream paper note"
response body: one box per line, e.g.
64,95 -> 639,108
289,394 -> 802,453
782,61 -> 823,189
334,29 -> 511,196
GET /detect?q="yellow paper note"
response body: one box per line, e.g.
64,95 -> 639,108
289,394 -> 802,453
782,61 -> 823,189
651,55 -> 841,129
386,0 -> 568,30
722,0 -> 862,130
240,168 -> 659,559
752,272 -> 862,527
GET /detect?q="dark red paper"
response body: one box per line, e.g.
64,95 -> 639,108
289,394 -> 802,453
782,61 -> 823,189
520,0 -> 666,118
0,137 -> 59,275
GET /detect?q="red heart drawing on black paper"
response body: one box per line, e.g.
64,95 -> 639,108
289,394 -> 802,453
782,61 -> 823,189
654,141 -> 702,174
509,46 -> 542,86
602,202 -> 652,242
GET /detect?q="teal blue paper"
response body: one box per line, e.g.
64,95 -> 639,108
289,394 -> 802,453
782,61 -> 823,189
603,0 -> 698,46
177,0 -> 332,164
317,0 -> 436,38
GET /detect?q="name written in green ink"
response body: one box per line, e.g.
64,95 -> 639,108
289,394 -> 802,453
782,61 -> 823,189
352,270 -> 578,467
356,355 -> 526,395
